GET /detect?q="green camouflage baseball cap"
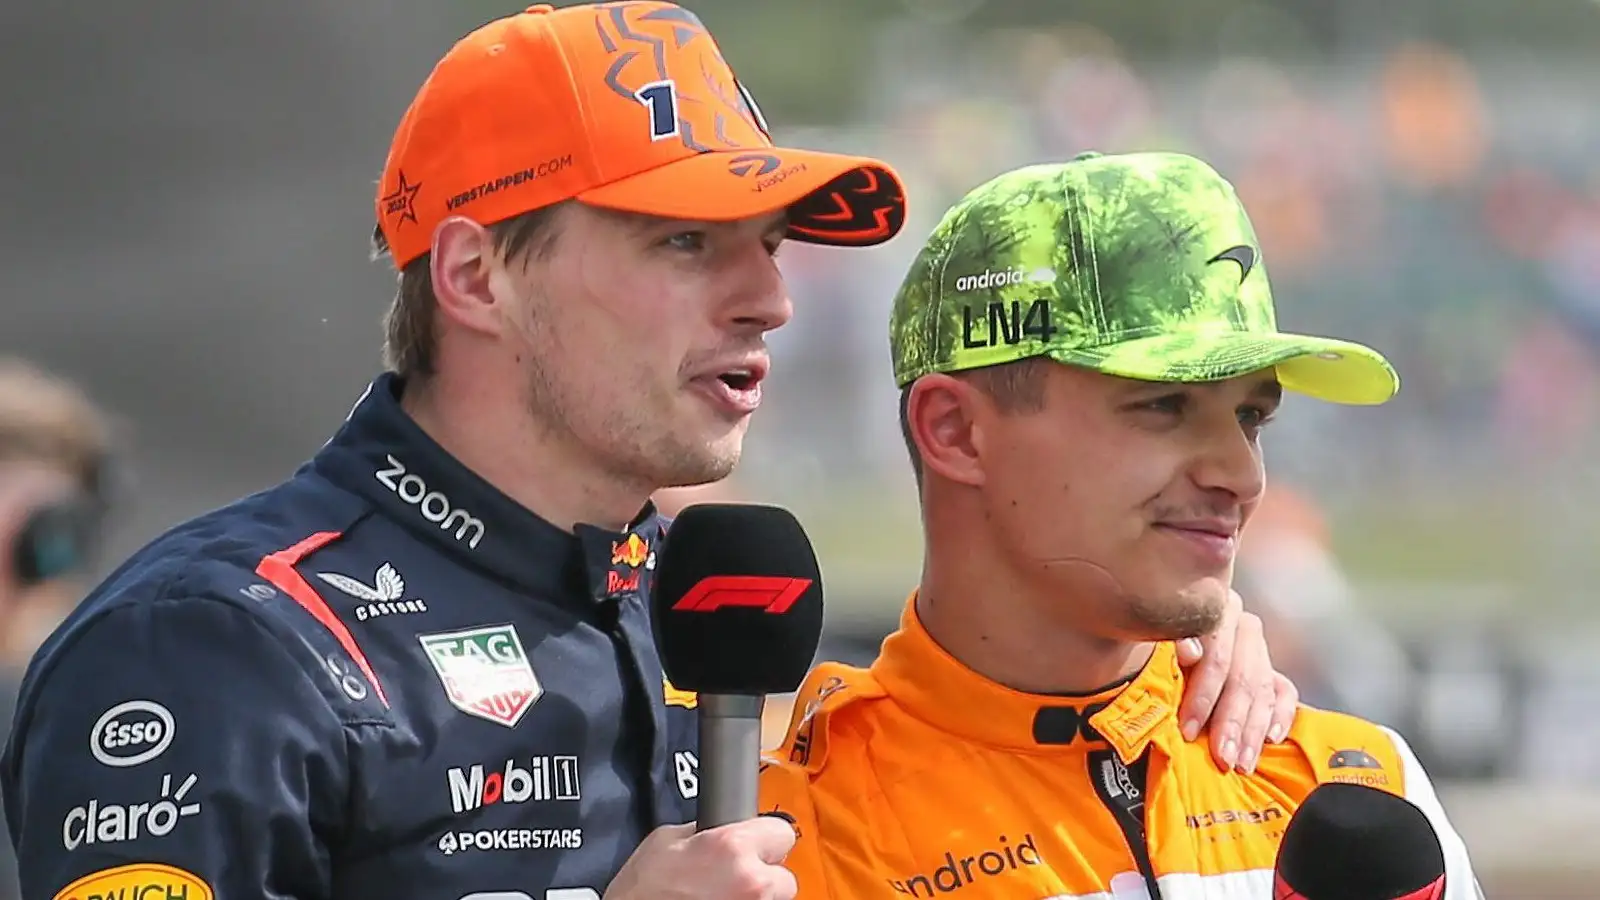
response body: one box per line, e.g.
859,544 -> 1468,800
888,151 -> 1398,404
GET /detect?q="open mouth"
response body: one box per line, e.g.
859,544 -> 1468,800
693,361 -> 768,417
717,368 -> 760,392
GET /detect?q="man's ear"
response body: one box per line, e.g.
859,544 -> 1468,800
429,217 -> 502,338
907,375 -> 988,488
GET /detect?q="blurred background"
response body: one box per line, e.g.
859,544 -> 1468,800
5,0 -> 1600,895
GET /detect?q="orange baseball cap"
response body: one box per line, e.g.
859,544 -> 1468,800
375,2 -> 909,270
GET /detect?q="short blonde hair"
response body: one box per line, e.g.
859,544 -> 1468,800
0,358 -> 114,494
898,357 -> 1050,487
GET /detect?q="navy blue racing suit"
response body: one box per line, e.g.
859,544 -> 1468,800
1,374 -> 701,900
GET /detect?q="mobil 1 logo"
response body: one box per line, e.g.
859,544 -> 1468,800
448,755 -> 581,813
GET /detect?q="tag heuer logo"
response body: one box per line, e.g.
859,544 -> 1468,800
418,625 -> 542,728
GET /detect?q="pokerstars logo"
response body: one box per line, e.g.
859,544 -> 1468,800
438,827 -> 583,856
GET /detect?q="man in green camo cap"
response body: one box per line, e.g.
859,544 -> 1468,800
889,150 -> 1399,752
751,154 -> 1484,900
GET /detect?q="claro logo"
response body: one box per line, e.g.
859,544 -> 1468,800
889,834 -> 1041,896
376,455 -> 485,548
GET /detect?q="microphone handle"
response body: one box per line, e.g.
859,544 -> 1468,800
695,693 -> 765,831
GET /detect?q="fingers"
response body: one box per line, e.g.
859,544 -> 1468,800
1174,636 -> 1205,667
651,821 -> 697,842
1199,612 -> 1276,773
608,819 -> 798,900
745,814 -> 800,865
1201,654 -> 1253,771
712,817 -> 798,900
1178,590 -> 1242,741
1269,671 -> 1300,745
1234,666 -> 1279,774
701,814 -> 798,866
768,863 -> 799,900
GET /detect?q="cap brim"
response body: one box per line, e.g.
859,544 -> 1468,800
577,147 -> 907,248
1048,331 -> 1399,405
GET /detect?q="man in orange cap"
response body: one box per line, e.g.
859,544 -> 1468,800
4,6 -> 1298,900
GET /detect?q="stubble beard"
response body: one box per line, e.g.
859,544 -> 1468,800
641,402 -> 744,490
523,359 -> 741,493
1036,555 -> 1229,643
513,292 -> 745,494
1122,580 -> 1229,641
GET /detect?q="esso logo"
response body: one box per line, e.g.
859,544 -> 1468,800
90,700 -> 175,768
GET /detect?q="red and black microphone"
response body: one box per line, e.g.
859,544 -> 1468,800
1275,782 -> 1447,900
651,503 -> 824,831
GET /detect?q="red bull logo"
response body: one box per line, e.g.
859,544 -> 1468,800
611,534 -> 649,568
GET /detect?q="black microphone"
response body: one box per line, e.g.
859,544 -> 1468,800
651,503 -> 824,831
1275,782 -> 1447,900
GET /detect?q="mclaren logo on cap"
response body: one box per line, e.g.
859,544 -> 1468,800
1206,245 -> 1257,284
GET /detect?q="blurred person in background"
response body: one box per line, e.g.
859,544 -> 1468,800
0,358 -> 115,690
0,358 -> 117,900
761,152 -> 1481,899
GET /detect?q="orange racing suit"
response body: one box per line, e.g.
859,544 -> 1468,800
758,599 -> 1481,899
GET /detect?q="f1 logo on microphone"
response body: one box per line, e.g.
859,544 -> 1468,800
671,576 -> 811,614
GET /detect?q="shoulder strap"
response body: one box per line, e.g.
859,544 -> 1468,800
776,663 -> 884,774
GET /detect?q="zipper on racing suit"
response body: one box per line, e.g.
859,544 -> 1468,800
1089,748 -> 1164,900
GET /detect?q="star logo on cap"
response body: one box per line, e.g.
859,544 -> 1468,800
381,170 -> 423,227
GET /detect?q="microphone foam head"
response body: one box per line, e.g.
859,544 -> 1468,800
1276,782 -> 1446,900
651,503 -> 824,694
